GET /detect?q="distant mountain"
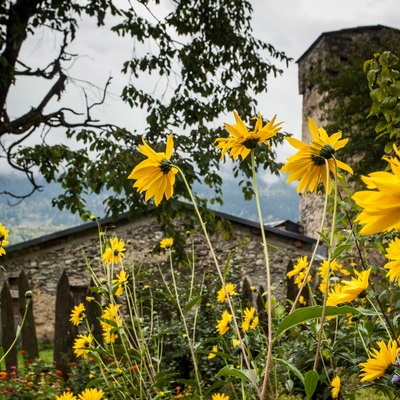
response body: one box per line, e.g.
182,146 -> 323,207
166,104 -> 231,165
193,171 -> 299,223
0,175 -> 104,245
0,171 -> 299,245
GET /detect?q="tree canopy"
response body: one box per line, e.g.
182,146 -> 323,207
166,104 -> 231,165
0,0 -> 291,232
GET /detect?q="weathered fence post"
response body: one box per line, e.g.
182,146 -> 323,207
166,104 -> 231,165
241,277 -> 253,309
256,285 -> 268,334
0,281 -> 17,372
18,270 -> 39,360
53,270 -> 78,379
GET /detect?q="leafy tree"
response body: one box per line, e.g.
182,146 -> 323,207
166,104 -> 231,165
0,0 -> 291,236
303,28 -> 400,184
364,50 -> 400,150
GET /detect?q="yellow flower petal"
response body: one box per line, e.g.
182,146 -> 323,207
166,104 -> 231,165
281,117 -> 352,194
215,111 -> 282,161
128,134 -> 178,206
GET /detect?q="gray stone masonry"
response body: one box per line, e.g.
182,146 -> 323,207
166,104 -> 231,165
1,211 -> 315,341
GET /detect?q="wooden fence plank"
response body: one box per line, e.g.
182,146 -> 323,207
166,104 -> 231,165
0,281 -> 17,372
18,270 -> 39,360
53,269 -> 78,379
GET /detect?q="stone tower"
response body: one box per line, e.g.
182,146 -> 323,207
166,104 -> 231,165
297,25 -> 400,238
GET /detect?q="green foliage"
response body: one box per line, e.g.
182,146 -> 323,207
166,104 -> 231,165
364,51 -> 400,149
303,28 -> 400,183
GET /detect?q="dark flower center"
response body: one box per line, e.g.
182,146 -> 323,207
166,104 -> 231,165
160,158 -> 173,174
358,290 -> 367,299
242,137 -> 260,150
311,154 -> 325,166
320,144 -> 336,159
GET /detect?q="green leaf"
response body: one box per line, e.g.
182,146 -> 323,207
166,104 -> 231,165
304,370 -> 319,399
332,243 -> 353,260
266,243 -> 285,254
215,365 -> 255,386
275,306 -> 378,339
184,295 -> 202,314
273,357 -> 304,384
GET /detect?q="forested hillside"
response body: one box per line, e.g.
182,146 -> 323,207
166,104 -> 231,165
1,172 -> 299,245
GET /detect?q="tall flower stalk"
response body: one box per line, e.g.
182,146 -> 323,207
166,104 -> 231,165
176,166 -> 261,397
313,158 -> 339,370
249,151 -> 273,398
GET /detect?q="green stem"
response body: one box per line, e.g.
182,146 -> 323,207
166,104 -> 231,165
176,166 -> 261,397
367,295 -> 393,340
289,173 -> 330,314
167,247 -> 203,398
248,152 -> 273,400
0,297 -> 31,365
313,158 -> 338,370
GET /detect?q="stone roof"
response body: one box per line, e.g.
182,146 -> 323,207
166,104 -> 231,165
297,24 -> 400,64
4,204 -> 315,255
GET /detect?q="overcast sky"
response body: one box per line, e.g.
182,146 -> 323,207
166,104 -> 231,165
10,0 -> 400,150
252,0 -> 400,159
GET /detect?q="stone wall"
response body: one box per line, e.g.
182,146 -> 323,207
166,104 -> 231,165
1,211 -> 315,341
297,25 -> 400,238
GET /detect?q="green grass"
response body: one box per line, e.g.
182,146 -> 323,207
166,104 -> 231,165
0,342 -> 54,371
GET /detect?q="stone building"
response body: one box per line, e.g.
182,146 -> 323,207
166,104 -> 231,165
297,25 -> 400,238
1,207 -> 317,341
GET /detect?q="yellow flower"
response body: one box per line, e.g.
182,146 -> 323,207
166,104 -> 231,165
56,393 -> 77,400
102,237 -> 126,264
353,146 -> 400,234
78,388 -> 104,400
0,222 -> 9,256
242,307 -> 259,331
232,338 -> 240,348
384,238 -> 400,284
216,310 -> 232,335
326,285 -> 344,307
100,303 -> 123,343
128,134 -> 178,206
70,303 -> 86,326
113,270 -> 128,297
318,259 -> 350,293
215,111 -> 282,161
281,117 -> 353,194
299,296 -> 307,306
217,283 -> 236,302
212,394 -> 229,400
287,256 -> 311,289
160,237 -> 174,249
339,268 -> 370,303
208,345 -> 218,359
331,375 -> 340,399
73,334 -> 94,359
359,340 -> 399,382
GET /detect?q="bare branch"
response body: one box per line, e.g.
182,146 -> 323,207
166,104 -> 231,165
0,72 -> 67,136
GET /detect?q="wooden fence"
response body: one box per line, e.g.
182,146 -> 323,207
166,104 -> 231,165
0,263 -> 296,377
0,270 -> 103,378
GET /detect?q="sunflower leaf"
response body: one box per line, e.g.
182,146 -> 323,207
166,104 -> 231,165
275,306 -> 378,339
